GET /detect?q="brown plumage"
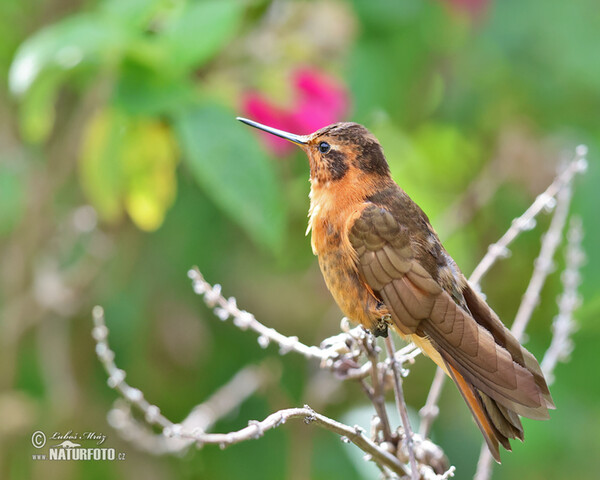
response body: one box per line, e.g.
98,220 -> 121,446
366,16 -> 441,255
237,118 -> 555,462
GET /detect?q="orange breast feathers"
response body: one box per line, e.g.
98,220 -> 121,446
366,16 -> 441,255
308,183 -> 392,332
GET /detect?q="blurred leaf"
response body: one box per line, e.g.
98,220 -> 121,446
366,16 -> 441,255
122,120 -> 179,231
79,108 -> 179,231
79,109 -> 127,223
174,103 -> 285,251
159,0 -> 244,73
114,60 -> 195,115
100,0 -> 166,29
9,13 -> 128,96
0,162 -> 26,236
18,70 -> 63,144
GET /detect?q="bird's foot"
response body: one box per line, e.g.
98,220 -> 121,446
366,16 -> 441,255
373,314 -> 391,338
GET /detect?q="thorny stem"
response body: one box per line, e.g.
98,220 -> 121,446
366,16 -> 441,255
418,147 -> 587,440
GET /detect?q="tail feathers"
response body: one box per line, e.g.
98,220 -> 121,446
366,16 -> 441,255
480,393 -> 523,442
462,284 -> 555,411
445,362 -> 527,463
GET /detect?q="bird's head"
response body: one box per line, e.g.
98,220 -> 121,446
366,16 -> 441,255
237,118 -> 390,186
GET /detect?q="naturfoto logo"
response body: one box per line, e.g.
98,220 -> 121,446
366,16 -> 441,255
31,430 -> 125,461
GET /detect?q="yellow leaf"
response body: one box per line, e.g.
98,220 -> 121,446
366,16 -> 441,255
79,108 -> 127,223
122,121 -> 178,231
79,108 -> 179,231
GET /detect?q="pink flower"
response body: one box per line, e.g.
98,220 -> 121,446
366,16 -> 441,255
242,68 -> 349,156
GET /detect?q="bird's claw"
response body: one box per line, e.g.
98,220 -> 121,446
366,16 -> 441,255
373,314 -> 391,338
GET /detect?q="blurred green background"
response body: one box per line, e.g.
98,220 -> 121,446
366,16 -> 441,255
1,0 -> 599,479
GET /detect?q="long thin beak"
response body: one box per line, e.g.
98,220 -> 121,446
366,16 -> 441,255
236,117 -> 308,146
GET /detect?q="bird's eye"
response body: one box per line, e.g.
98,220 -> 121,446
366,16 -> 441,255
318,142 -> 331,154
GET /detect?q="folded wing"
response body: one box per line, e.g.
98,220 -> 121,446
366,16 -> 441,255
348,203 -> 554,461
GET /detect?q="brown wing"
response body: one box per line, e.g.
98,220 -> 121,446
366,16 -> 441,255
348,203 -> 553,458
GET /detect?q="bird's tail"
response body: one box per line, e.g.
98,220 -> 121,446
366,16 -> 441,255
442,283 -> 556,463
445,361 -> 524,463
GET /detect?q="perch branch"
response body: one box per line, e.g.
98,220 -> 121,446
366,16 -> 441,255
358,333 -> 394,443
188,267 -> 421,381
385,335 -> 419,480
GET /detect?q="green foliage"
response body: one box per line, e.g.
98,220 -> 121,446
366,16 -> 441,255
175,103 -> 285,251
8,0 -> 280,247
157,0 -> 244,73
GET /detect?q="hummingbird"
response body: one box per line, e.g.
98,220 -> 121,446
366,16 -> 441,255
237,117 -> 554,462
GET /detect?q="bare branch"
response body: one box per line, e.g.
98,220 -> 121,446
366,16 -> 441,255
511,184 -> 573,340
385,335 -> 419,480
181,406 -> 410,476
93,306 -> 174,431
541,216 -> 584,383
188,268 -> 325,360
108,363 -> 273,455
188,267 -> 421,380
473,444 -> 494,480
358,333 -> 394,443
469,146 -> 587,288
418,367 -> 446,438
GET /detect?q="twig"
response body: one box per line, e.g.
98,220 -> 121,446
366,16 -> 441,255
473,444 -> 494,480
188,268 -> 325,360
541,217 -> 584,383
418,367 -> 446,438
359,333 -> 394,443
469,146 -> 587,288
511,183 -> 573,340
108,364 -> 272,454
418,146 -> 587,440
189,267 -> 421,380
385,335 -> 419,480
93,306 -> 175,431
91,305 -> 411,476
181,406 -> 409,476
